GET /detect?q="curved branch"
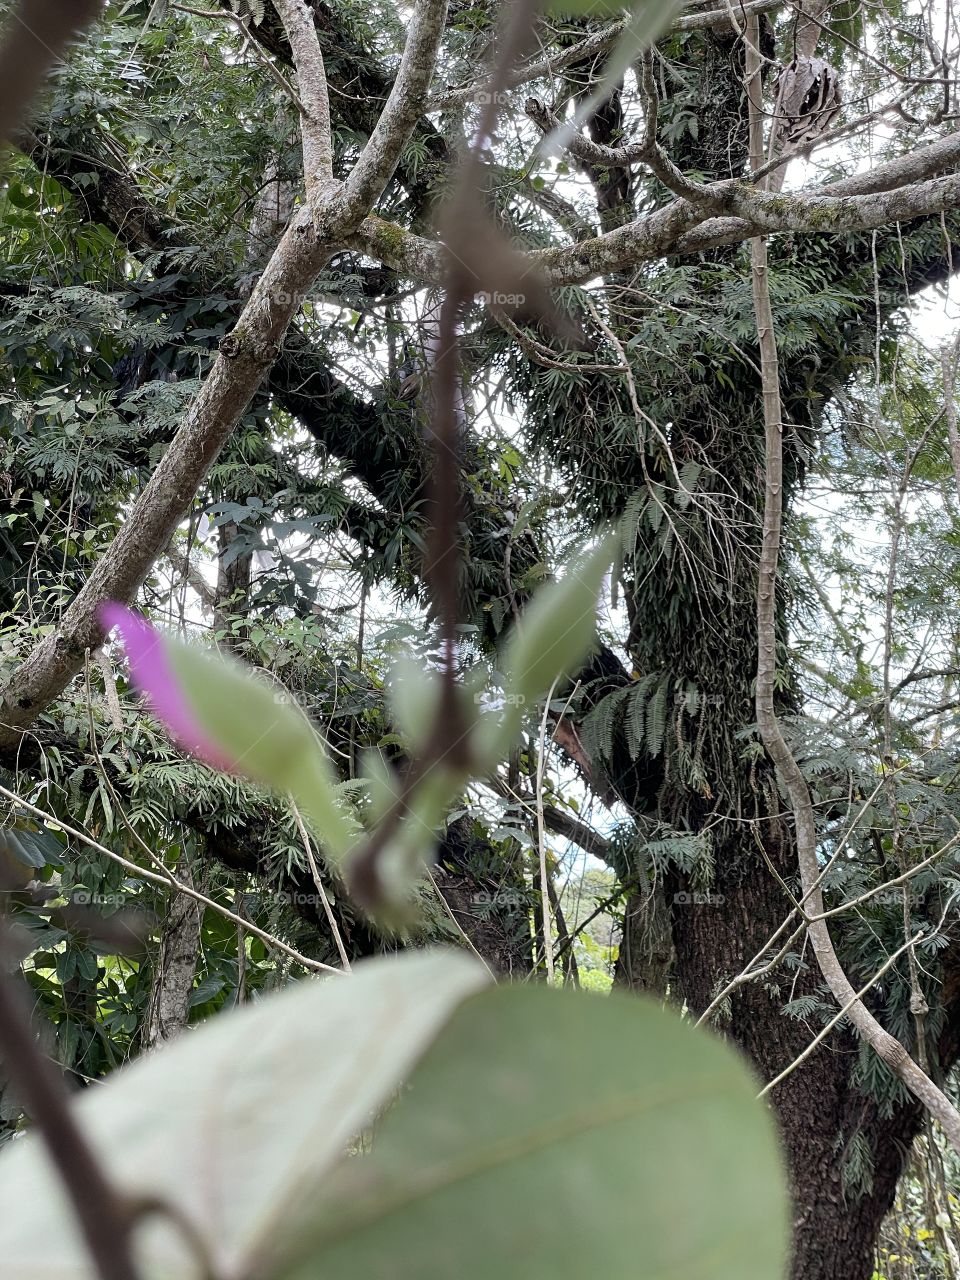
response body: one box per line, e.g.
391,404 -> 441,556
351,152 -> 960,285
745,14 -> 960,1151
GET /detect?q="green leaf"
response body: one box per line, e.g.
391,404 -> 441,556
471,538 -> 613,768
264,984 -> 788,1280
166,643 -> 357,860
0,951 -> 490,1278
0,825 -> 61,869
502,536 -> 614,708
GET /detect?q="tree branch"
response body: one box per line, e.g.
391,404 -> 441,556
525,79 -> 719,206
0,203 -> 331,749
323,0 -> 449,229
351,150 -> 960,285
746,12 -> 960,1155
273,0 -> 334,194
430,0 -> 783,109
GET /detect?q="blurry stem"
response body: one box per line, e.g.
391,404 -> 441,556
0,926 -> 140,1280
535,677 -> 559,984
0,0 -> 100,144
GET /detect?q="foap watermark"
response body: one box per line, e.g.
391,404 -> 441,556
479,290 -> 526,309
265,287 -> 309,308
673,891 -> 725,907
474,90 -> 511,106
472,889 -> 527,907
866,889 -> 924,908
244,891 -> 332,909
474,689 -> 526,709
71,891 -> 127,907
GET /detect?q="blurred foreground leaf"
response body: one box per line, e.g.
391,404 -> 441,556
262,983 -> 788,1280
0,950 -> 489,1278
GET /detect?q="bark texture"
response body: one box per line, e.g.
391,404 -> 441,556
145,865 -> 202,1049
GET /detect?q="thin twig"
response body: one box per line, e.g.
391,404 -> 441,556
0,782 -> 343,978
746,10 -> 960,1152
290,797 -> 352,972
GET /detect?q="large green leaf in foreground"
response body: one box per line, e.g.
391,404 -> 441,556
262,983 -> 788,1280
0,950 -> 489,1278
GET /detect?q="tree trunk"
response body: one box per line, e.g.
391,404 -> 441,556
532,24 -> 960,1275
145,863 -> 201,1048
666,834 -> 933,1280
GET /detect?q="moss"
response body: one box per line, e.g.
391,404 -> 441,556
369,216 -> 412,259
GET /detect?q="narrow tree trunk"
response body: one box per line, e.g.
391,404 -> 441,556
213,520 -> 252,650
145,866 -> 201,1048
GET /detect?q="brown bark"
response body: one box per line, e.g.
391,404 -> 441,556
666,834 -> 960,1280
145,864 -> 201,1049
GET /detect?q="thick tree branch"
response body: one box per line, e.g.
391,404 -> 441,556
351,151 -> 960,285
225,0 -> 451,216
323,0 -> 449,229
274,0 -> 334,193
0,0 -> 460,749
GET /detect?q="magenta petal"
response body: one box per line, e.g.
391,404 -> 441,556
99,603 -> 234,771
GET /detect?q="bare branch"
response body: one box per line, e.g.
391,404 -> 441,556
324,0 -> 449,229
0,781 -> 344,977
941,333 -> 960,504
746,11 -> 960,1154
525,83 -> 720,205
431,0 -> 783,110
273,0 -> 334,195
0,927 -> 141,1280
